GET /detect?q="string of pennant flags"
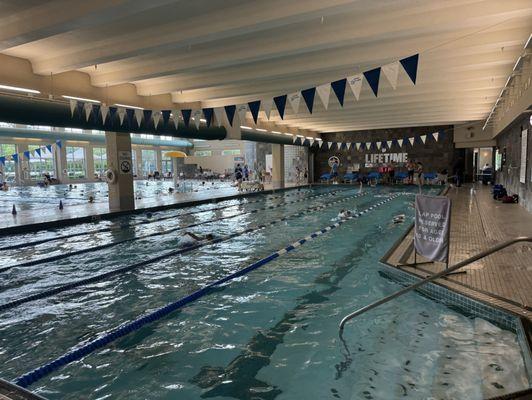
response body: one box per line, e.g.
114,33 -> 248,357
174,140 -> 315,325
297,130 -> 444,150
0,140 -> 62,165
67,54 -> 419,131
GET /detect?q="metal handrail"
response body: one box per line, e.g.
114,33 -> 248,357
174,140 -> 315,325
339,236 -> 532,333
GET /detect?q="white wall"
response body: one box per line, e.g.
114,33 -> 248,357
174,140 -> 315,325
454,121 -> 496,148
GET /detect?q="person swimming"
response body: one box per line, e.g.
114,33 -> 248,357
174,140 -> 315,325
178,232 -> 215,248
393,214 -> 406,224
337,209 -> 353,219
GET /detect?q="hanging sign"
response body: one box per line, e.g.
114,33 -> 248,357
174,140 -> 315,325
118,151 -> 132,174
414,195 -> 451,263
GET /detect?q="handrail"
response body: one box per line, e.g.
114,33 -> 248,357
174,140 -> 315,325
339,236 -> 532,334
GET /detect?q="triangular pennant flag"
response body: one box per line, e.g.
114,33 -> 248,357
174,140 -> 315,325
366,142 -> 372,150
55,140 -> 62,149
23,150 -> 30,160
192,109 -> 202,129
153,111 -> 162,129
346,143 -> 351,150
309,138 -> 315,147
331,78 -> 347,106
91,104 -> 100,122
181,109 -> 191,127
117,107 -> 126,125
347,74 -> 363,100
301,87 -> 316,113
35,148 -> 41,157
108,106 -> 117,123
316,84 -> 331,110
420,134 -> 427,144
236,104 -> 248,123
134,109 -> 143,127
172,109 -> 180,129
247,100 -> 261,124
376,142 -> 382,150
387,140 -> 393,149
318,140 -> 325,148
224,105 -> 236,127
433,132 -> 439,142
46,144 -> 53,153
382,61 -> 400,89
100,105 -> 109,124
0,157 -> 4,166
12,153 -> 18,163
69,99 -> 77,117
288,92 -> 301,114
84,103 -> 93,122
125,108 -> 135,127
202,108 -> 214,128
409,137 -> 415,146
327,142 -> 334,149
162,110 -> 171,126
363,67 -> 381,97
439,131 -> 444,141
397,138 -> 404,147
273,95 -> 287,119
400,54 -> 419,84
292,135 -> 298,144
355,143 -> 361,151
213,107 -> 224,127
262,98 -> 273,120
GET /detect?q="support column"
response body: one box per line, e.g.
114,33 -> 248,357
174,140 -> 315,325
271,144 -> 285,189
106,131 -> 134,212
55,143 -> 68,184
16,143 -> 29,185
156,148 -> 163,173
86,144 -> 95,181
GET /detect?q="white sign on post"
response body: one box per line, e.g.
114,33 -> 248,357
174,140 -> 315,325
414,194 -> 451,263
118,151 -> 132,174
520,129 -> 527,184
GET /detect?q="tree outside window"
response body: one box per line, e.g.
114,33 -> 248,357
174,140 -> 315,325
0,143 -> 17,182
28,145 -> 54,180
66,146 -> 86,179
93,147 -> 107,178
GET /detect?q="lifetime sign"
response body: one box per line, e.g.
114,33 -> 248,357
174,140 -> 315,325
414,194 -> 451,263
364,152 -> 408,164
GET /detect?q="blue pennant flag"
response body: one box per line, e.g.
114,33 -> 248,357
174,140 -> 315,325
438,130 -> 444,141
35,148 -> 41,157
0,157 -> 5,166
382,140 -> 387,149
224,105 -> 236,127
46,144 -> 53,153
273,95 -> 287,120
12,153 -> 18,163
181,109 -> 191,127
126,108 -> 135,127
331,78 -> 347,106
202,108 -> 214,128
161,110 -> 171,126
301,87 -> 316,114
360,142 -> 366,150
92,104 -> 100,122
143,110 -> 152,127
109,106 -> 117,122
55,140 -> 62,149
400,54 -> 419,84
23,150 -> 30,160
363,67 -> 381,97
247,100 -> 261,124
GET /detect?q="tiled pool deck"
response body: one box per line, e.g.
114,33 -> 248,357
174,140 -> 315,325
384,183 -> 532,320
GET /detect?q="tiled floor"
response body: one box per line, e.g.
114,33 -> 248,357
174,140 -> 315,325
385,183 -> 532,320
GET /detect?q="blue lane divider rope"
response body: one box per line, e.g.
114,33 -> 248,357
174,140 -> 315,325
1,189 -> 348,273
0,187 -> 322,252
14,192 -> 406,388
0,191 -> 370,311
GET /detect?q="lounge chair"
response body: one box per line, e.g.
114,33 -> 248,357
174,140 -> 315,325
320,173 -> 332,183
343,172 -> 358,183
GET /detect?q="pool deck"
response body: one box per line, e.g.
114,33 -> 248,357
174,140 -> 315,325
0,182 -> 307,234
384,183 -> 532,320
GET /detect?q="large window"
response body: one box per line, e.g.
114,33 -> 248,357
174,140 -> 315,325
93,147 -> 107,177
0,143 -> 17,182
194,150 -> 212,157
161,152 -> 173,175
141,149 -> 157,176
66,146 -> 86,179
221,149 -> 241,156
28,145 -> 54,180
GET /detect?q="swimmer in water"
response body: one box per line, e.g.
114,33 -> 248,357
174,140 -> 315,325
393,214 -> 406,224
337,209 -> 353,219
169,187 -> 174,193
178,232 -> 215,248
88,195 -> 95,203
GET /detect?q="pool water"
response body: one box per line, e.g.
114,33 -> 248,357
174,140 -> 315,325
0,179 -> 233,213
0,186 -> 529,399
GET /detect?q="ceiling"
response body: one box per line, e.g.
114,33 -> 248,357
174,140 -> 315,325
0,0 -> 531,133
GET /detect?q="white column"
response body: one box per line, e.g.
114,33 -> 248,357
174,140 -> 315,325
271,144 -> 285,189
86,144 -> 95,181
156,147 -> 163,173
106,132 -> 135,212
55,143 -> 68,184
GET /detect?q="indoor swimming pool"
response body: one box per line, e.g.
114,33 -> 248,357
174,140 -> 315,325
0,186 -> 529,399
0,179 -> 233,214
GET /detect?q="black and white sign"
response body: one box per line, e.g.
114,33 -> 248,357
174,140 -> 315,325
414,194 -> 451,262
118,151 -> 132,174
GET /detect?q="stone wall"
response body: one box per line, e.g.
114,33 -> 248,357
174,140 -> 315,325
313,125 -> 460,178
495,114 -> 532,213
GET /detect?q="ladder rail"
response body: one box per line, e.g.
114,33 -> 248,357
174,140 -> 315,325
339,236 -> 532,333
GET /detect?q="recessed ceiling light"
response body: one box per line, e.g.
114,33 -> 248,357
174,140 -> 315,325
0,84 -> 40,94
114,103 -> 143,110
240,126 -> 253,130
62,95 -> 100,103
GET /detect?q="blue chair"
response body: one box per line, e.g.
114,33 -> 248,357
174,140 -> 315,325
394,171 -> 408,183
367,172 -> 381,181
423,172 -> 437,183
320,173 -> 332,183
343,172 -> 358,183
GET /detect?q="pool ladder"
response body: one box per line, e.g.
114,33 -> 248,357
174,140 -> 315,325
339,236 -> 532,334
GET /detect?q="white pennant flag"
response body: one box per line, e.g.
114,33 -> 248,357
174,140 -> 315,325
69,99 -> 77,117
366,142 -> 372,150
356,143 -> 361,151
387,140 -> 393,149
172,109 -> 180,129
382,61 -> 400,89
319,140 -> 325,148
309,138 -> 314,146
135,109 -> 143,127
433,132 -> 439,141
117,107 -> 126,125
213,107 -> 224,127
288,92 -> 301,114
84,103 -> 93,122
262,98 -> 273,120
327,141 -> 333,149
420,134 -> 427,144
192,109 -> 202,129
316,84 -> 331,110
397,138 -> 404,147
346,143 -> 351,150
376,142 -> 382,150
100,105 -> 109,123
409,137 -> 415,146
347,74 -> 363,100
236,104 -> 248,123
293,135 -> 298,144
153,111 -> 161,129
